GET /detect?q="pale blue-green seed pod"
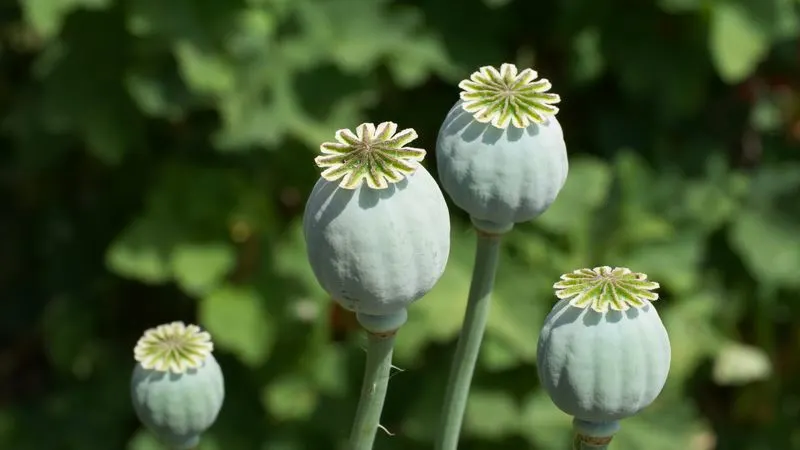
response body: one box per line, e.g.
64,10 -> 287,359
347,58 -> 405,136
537,267 -> 671,423
304,122 -> 450,317
130,322 -> 225,449
436,63 -> 568,234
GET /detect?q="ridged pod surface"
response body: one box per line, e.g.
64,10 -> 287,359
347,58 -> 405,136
130,322 -> 225,449
536,267 -> 671,422
303,122 -> 450,317
436,64 -> 568,233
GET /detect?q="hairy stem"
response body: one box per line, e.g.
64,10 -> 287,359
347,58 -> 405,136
348,331 -> 397,450
435,231 -> 503,450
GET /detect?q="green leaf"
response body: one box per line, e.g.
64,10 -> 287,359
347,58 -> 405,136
199,285 -> 274,367
127,429 -> 164,450
386,34 -> 456,87
401,373 -> 449,441
106,217 -> 176,284
125,65 -> 195,119
538,157 -> 613,234
712,342 -> 772,385
518,391 -> 572,448
570,28 -> 605,84
126,0 -> 241,41
21,0 -> 112,39
213,68 -> 299,149
464,389 -> 520,440
174,41 -> 236,96
261,375 -> 318,420
661,290 -> 726,381
681,178 -> 744,231
729,209 -> 800,288
709,1 -> 770,83
225,8 -> 278,58
307,345 -> 349,396
657,0 -> 702,12
611,397 -> 708,450
622,234 -> 704,295
485,260 -> 551,364
40,296 -> 97,376
273,221 -> 328,300
750,95 -> 784,132
35,10 -> 144,164
170,242 -> 237,296
479,336 -> 522,372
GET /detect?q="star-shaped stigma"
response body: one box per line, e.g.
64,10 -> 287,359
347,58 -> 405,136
458,63 -> 561,129
133,321 -> 214,374
553,266 -> 660,313
315,122 -> 426,190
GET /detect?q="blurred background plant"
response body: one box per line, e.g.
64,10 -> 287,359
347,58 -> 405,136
0,0 -> 799,448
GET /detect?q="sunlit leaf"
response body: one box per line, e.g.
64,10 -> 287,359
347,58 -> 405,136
199,285 -> 274,367
709,2 -> 770,83
729,210 -> 800,288
22,0 -> 112,38
126,429 -> 163,450
661,290 -> 726,381
463,389 -> 519,440
170,242 -> 237,296
518,391 -> 572,448
262,375 -> 318,420
106,217 -> 177,284
537,157 -> 613,234
713,342 -> 773,386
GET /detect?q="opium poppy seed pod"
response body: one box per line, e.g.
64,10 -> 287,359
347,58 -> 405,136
536,267 -> 671,447
130,322 -> 225,449
436,63 -> 568,234
303,122 -> 450,328
304,122 -> 450,450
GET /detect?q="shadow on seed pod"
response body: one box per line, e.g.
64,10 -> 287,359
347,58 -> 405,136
130,321 -> 225,449
536,267 -> 671,446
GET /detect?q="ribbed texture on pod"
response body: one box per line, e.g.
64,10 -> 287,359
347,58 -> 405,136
536,299 -> 671,422
303,164 -> 450,316
436,100 -> 568,231
131,354 -> 225,449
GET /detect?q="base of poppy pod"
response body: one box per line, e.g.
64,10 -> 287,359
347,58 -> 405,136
356,309 -> 408,336
571,418 -> 620,449
470,216 -> 514,236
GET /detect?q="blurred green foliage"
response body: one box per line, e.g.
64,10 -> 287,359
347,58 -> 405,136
1,0 -> 799,448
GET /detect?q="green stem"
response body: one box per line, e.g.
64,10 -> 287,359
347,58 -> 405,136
571,419 -> 620,450
435,231 -> 503,450
348,331 -> 397,450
